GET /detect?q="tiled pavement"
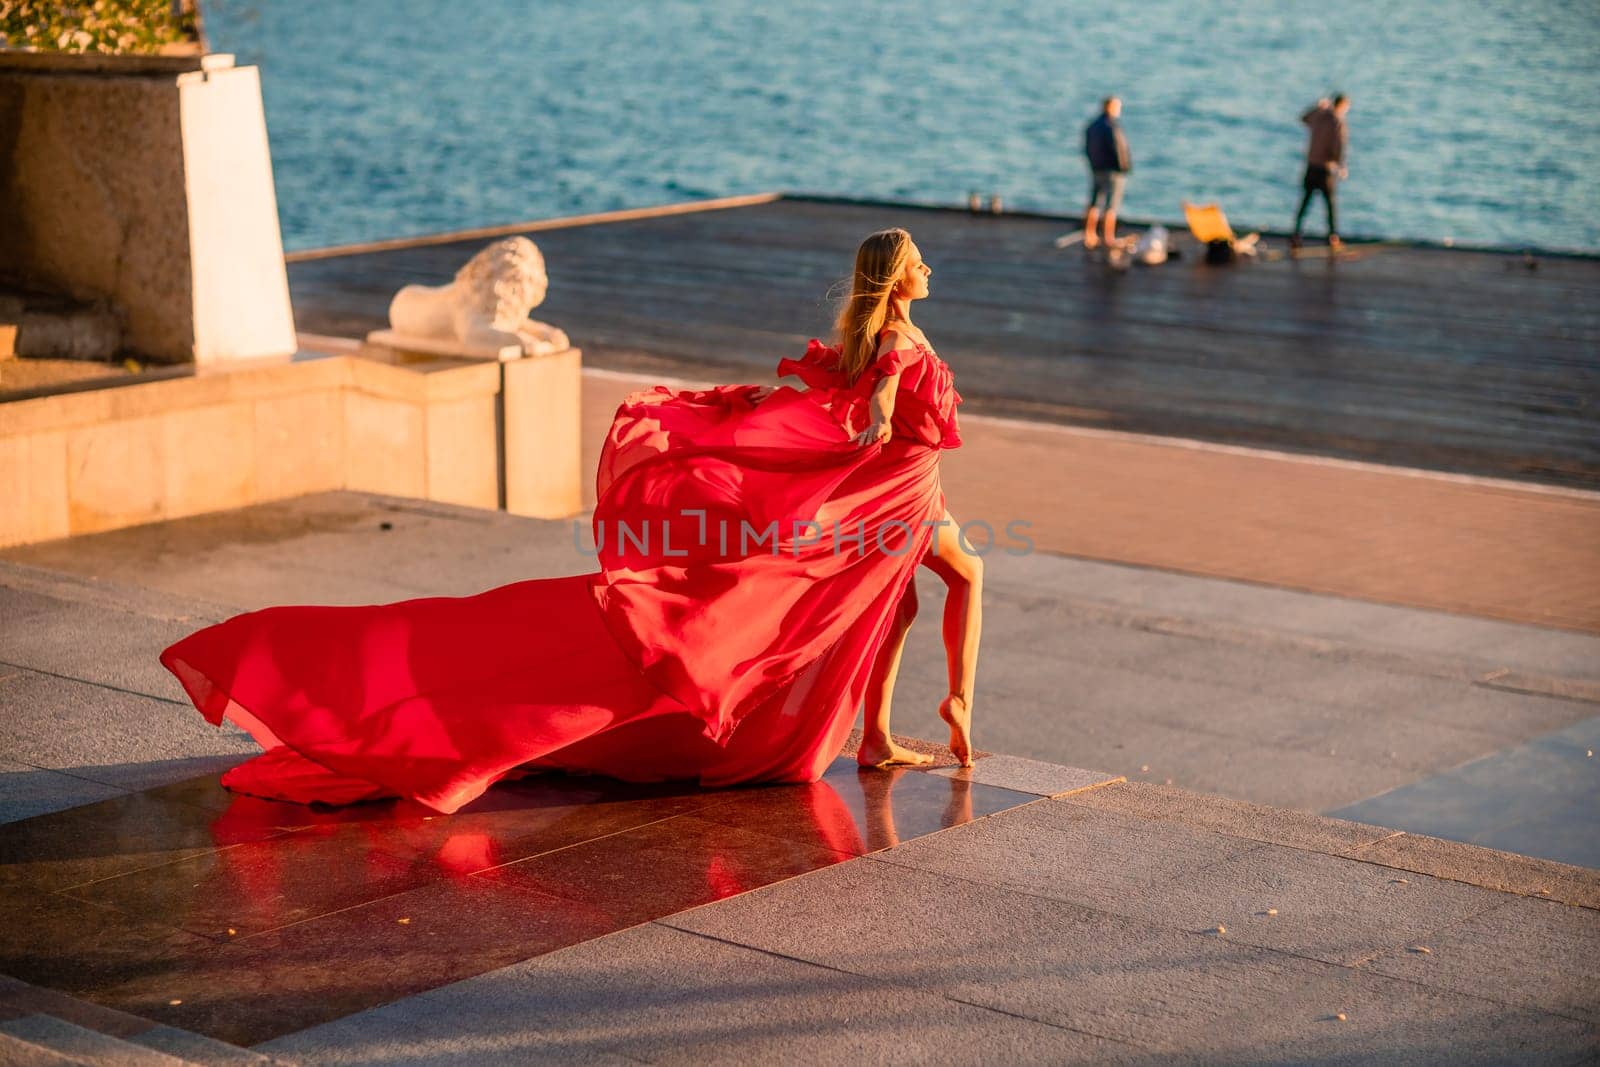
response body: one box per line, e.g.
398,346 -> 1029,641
2,494 -> 1598,1061
0,754 -> 1048,1047
5,491 -> 1596,861
1334,715 -> 1600,869
6,750 -> 1596,1064
253,771 -> 1600,1066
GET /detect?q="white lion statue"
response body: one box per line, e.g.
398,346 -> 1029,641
387,236 -> 570,357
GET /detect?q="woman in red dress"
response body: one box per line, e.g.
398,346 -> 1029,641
160,228 -> 982,814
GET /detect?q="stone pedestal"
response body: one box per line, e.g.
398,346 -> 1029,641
503,347 -> 583,519
364,328 -> 521,363
342,352 -> 501,510
358,337 -> 583,518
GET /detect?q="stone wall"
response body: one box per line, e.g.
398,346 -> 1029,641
0,54 -> 294,364
0,65 -> 193,359
0,346 -> 583,548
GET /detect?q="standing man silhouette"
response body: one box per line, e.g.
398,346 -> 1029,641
1083,96 -> 1132,250
1292,94 -> 1350,251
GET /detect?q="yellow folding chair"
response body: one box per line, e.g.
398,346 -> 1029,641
1183,201 -> 1235,244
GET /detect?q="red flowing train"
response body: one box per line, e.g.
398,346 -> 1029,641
161,340 -> 963,813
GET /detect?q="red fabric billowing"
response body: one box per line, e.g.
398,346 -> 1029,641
775,339 -> 848,392
160,338 -> 963,813
777,338 -> 963,449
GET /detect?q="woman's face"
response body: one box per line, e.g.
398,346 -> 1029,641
897,242 -> 932,301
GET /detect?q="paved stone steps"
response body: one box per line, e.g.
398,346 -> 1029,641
0,1015 -> 189,1066
0,1016 -> 289,1067
0,977 -> 291,1067
0,1030 -> 88,1066
124,1027 -> 286,1067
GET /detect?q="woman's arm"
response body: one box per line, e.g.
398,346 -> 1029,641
853,328 -> 918,445
851,372 -> 898,445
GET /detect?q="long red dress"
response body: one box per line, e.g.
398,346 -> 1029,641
160,338 -> 964,813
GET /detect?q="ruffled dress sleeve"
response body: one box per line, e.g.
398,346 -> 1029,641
776,337 -> 960,447
776,339 -> 849,391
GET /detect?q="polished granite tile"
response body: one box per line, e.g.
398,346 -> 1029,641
18,767 -> 787,940
694,765 -> 1036,855
59,825 -> 435,940
476,814 -> 853,928
142,772 -> 408,826
368,775 -> 732,876
1331,715 -> 1600,870
0,761 -> 1018,1046
0,789 -> 294,895
56,774 -> 734,940
149,766 -> 724,821
0,885 -> 215,998
149,769 -> 725,858
93,877 -> 622,1047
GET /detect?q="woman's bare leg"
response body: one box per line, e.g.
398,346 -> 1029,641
858,582 -> 934,768
923,509 -> 982,766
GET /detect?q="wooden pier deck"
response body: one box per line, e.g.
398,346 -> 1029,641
287,195 -> 1600,490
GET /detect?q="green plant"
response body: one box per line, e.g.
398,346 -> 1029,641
0,0 -> 204,54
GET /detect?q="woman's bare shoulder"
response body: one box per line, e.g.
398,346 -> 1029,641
879,320 -> 931,350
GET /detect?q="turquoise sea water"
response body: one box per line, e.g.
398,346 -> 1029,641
207,0 -> 1600,253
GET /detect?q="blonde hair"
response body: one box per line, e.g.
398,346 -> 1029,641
834,228 -> 913,384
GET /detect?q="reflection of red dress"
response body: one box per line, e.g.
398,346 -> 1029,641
161,340 -> 963,813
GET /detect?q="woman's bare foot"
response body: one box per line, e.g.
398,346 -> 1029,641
939,693 -> 974,767
857,735 -> 935,769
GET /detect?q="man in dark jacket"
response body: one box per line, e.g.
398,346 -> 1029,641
1292,94 -> 1350,250
1083,96 -> 1132,250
